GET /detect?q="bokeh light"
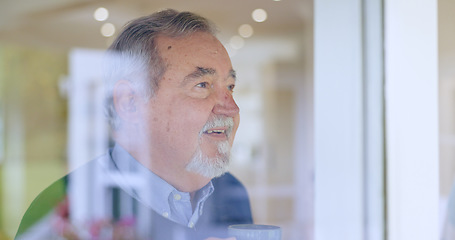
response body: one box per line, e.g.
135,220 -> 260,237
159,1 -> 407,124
94,7 -> 109,22
252,9 -> 267,22
238,24 -> 254,38
101,23 -> 115,37
229,36 -> 245,50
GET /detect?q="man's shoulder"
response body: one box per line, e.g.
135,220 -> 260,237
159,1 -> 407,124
214,171 -> 249,193
205,172 -> 253,224
212,172 -> 249,196
213,172 -> 245,187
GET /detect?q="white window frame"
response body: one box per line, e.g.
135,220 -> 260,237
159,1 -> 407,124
384,0 -> 439,239
314,0 -> 438,239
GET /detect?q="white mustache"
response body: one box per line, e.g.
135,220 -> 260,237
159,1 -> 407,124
200,116 -> 234,137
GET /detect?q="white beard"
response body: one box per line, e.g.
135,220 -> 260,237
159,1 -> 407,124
185,140 -> 231,178
185,115 -> 234,178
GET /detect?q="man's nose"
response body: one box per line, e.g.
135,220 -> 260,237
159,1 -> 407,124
212,90 -> 239,117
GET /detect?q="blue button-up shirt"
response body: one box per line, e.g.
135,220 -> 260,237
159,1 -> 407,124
109,144 -> 214,228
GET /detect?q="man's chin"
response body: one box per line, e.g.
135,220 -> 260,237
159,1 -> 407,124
185,140 -> 232,178
185,150 -> 230,179
195,166 -> 228,179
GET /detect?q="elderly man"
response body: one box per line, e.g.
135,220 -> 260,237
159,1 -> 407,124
16,9 -> 252,240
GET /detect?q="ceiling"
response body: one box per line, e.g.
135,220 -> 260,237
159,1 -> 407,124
0,0 -> 312,50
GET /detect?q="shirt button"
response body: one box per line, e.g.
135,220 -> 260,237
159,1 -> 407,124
162,212 -> 169,218
174,194 -> 182,200
188,222 -> 194,228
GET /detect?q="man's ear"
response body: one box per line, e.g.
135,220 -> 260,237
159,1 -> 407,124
113,80 -> 142,124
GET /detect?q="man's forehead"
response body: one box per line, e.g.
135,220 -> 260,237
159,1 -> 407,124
155,33 -> 235,81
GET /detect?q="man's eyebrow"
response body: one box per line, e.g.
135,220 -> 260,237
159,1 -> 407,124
184,67 -> 216,81
229,69 -> 237,81
183,67 -> 237,85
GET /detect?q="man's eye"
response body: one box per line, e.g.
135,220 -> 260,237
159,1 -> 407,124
196,82 -> 209,88
228,84 -> 235,92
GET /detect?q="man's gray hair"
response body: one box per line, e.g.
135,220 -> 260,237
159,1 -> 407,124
105,9 -> 217,130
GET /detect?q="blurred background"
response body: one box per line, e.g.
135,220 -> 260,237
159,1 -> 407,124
0,0 -> 453,239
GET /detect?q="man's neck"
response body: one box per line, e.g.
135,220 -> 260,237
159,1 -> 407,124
146,162 -> 211,193
114,137 -> 211,193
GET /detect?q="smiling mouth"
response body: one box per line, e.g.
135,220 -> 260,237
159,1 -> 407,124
203,128 -> 229,139
205,129 -> 226,134
200,116 -> 234,139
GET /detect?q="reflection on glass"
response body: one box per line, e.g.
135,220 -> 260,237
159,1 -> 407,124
15,9 -> 253,240
1,2 -> 311,240
16,145 -> 252,239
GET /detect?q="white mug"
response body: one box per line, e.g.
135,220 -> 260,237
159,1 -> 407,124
228,224 -> 281,240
